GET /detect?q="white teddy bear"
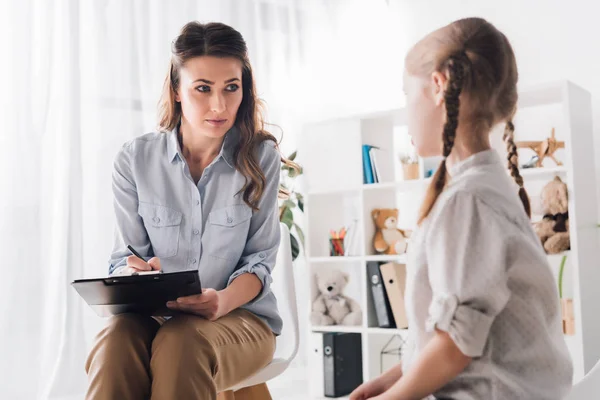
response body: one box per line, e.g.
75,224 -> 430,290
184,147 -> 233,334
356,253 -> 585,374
310,268 -> 362,326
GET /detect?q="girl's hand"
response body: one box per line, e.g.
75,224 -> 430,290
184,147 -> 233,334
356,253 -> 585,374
166,288 -> 228,321
350,363 -> 403,400
350,377 -> 389,400
123,256 -> 161,275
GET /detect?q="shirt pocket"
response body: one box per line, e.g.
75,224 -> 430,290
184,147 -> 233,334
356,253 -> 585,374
204,204 -> 252,261
138,202 -> 182,258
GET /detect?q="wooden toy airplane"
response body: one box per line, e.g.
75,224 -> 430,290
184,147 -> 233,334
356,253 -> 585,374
516,127 -> 565,167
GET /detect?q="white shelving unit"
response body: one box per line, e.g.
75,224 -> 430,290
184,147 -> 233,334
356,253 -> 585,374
299,80 -> 599,397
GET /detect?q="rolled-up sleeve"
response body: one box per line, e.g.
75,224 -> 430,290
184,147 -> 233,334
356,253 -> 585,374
108,143 -> 153,275
226,141 -> 281,304
425,191 -> 511,357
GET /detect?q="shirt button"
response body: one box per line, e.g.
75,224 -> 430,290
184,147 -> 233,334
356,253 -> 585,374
153,217 -> 160,223
192,258 -> 197,264
259,253 -> 266,259
195,200 -> 200,206
193,229 -> 199,235
227,217 -> 233,223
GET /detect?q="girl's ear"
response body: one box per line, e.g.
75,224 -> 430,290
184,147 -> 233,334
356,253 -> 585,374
174,90 -> 181,102
431,71 -> 448,107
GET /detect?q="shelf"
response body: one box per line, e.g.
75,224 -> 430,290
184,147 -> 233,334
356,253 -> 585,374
368,327 -> 408,335
308,178 -> 431,196
311,325 -> 363,333
547,251 -> 570,262
308,166 -> 567,195
517,81 -> 564,108
306,167 -> 566,196
310,252 -> 564,264
363,178 -> 430,192
308,186 -> 361,196
520,166 -> 566,178
309,326 -> 409,335
308,256 -> 363,263
364,254 -> 408,263
308,254 -> 408,263
303,81 -> 595,385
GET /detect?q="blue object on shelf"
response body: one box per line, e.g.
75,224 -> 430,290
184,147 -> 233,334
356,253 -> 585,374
362,145 -> 375,184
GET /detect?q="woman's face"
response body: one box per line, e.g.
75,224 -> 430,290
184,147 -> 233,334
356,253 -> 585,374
175,56 -> 243,139
403,69 -> 446,158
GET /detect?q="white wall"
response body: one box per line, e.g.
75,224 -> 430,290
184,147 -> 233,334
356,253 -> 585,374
294,0 -> 600,167
288,0 -> 600,371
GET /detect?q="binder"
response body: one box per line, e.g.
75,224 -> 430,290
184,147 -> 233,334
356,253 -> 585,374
379,262 -> 408,328
323,332 -> 363,397
367,261 -> 395,328
309,332 -> 325,397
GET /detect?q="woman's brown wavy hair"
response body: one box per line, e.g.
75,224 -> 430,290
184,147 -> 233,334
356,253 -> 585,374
158,21 -> 297,210
406,17 -> 530,224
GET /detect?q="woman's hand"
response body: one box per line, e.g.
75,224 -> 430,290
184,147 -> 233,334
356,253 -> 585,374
166,289 -> 228,321
123,256 -> 161,275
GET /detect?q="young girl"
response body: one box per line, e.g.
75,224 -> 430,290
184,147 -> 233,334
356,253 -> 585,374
85,22 -> 293,400
351,18 -> 573,400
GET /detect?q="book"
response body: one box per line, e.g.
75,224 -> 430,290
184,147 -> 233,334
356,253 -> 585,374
369,147 -> 380,183
362,145 -> 375,184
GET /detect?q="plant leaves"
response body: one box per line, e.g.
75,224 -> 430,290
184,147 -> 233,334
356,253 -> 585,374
281,207 -> 293,229
297,193 -> 304,213
290,233 -> 300,260
287,167 -> 298,179
294,222 -> 305,249
283,199 -> 296,209
288,151 -> 297,161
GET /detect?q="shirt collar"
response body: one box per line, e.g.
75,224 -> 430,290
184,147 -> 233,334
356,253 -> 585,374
448,149 -> 500,178
166,125 -> 238,169
167,127 -> 182,163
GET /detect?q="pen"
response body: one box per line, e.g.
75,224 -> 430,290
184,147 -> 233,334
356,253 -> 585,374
127,244 -> 144,260
127,245 -> 161,275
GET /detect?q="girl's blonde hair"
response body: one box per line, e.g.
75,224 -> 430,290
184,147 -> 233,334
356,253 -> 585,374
158,21 -> 297,210
406,18 -> 530,224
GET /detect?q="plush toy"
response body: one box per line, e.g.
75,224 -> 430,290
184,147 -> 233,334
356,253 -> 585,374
372,208 -> 408,255
310,268 -> 362,326
535,176 -> 570,254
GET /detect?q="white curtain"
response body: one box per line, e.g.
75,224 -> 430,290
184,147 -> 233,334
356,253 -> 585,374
0,1 -> 305,398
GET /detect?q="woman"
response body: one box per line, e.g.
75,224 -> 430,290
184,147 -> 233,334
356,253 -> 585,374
351,18 -> 572,400
85,21 -> 293,400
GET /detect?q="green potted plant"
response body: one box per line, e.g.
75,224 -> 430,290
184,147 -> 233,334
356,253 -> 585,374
558,254 -> 575,335
279,151 -> 304,261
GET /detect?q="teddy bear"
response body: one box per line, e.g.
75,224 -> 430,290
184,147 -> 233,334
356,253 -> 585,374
372,208 -> 408,255
535,176 -> 570,254
310,268 -> 362,326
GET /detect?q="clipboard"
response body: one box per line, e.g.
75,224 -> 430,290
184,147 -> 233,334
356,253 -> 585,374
71,270 -> 202,317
